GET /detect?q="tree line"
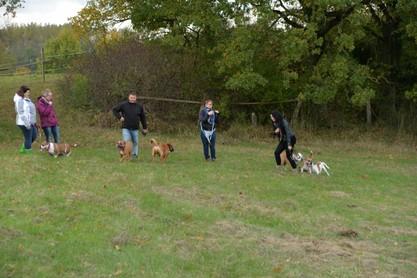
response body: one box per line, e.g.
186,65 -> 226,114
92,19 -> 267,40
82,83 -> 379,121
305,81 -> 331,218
2,0 -> 417,134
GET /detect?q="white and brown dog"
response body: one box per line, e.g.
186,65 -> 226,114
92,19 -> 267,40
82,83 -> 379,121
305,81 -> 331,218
312,161 -> 331,176
40,141 -> 76,158
300,151 -> 330,176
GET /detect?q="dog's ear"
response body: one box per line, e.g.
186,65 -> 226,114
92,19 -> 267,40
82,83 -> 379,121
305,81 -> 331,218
168,144 -> 174,152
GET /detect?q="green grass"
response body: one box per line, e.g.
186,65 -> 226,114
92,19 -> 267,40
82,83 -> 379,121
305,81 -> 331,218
1,75 -> 417,277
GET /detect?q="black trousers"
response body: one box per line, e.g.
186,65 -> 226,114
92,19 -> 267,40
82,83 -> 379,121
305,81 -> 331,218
274,136 -> 297,169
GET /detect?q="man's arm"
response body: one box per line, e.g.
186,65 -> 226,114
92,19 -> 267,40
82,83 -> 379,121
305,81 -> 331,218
112,103 -> 123,119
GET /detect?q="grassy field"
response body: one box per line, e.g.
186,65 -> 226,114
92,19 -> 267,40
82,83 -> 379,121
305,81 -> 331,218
1,75 -> 417,277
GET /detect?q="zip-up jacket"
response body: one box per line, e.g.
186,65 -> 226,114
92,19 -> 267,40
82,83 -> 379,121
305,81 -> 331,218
199,108 -> 220,131
273,119 -> 295,144
112,101 -> 147,130
15,96 -> 36,127
37,96 -> 59,128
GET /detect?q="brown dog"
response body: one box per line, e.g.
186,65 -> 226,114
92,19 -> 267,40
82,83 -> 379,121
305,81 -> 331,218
40,141 -> 76,158
279,152 -> 292,166
116,141 -> 133,162
150,138 -> 174,164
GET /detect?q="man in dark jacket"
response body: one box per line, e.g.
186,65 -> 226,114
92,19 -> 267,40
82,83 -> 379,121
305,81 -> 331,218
112,93 -> 147,159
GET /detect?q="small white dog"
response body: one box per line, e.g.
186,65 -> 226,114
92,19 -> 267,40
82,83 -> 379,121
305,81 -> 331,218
292,152 -> 304,164
299,151 -> 330,176
311,161 -> 331,176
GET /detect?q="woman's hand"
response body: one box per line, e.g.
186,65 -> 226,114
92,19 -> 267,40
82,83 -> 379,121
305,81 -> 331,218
274,128 -> 280,134
288,146 -> 293,151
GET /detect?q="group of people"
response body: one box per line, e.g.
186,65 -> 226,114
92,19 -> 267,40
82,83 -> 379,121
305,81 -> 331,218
15,87 -> 297,170
112,94 -> 298,170
14,85 -> 60,154
111,94 -> 222,162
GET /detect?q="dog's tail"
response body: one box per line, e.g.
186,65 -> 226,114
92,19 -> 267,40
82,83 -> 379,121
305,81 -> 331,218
150,138 -> 158,145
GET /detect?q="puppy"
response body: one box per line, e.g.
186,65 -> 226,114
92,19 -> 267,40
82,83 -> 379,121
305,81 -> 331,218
312,161 -> 331,176
300,151 -> 313,173
40,141 -> 75,158
116,140 -> 133,162
292,152 -> 304,164
150,138 -> 174,164
300,151 -> 330,176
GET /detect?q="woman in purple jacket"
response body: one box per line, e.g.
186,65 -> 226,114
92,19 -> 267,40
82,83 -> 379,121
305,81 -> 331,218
37,89 -> 60,143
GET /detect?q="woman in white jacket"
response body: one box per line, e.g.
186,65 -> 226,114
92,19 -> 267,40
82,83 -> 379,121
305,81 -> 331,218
14,85 -> 37,154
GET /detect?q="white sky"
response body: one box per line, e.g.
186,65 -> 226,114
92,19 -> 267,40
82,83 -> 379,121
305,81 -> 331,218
1,0 -> 88,26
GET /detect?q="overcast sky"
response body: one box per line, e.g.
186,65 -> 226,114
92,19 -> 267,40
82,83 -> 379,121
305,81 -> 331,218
1,0 -> 87,26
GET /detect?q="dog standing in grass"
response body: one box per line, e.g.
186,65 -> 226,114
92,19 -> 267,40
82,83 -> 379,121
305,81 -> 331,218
150,138 -> 174,164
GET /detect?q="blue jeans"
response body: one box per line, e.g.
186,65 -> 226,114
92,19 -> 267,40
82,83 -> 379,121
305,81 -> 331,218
200,129 -> 216,160
18,124 -> 37,150
122,128 -> 139,157
43,126 -> 60,143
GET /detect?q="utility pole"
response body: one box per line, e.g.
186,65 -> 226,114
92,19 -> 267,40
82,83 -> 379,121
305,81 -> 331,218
41,47 -> 45,82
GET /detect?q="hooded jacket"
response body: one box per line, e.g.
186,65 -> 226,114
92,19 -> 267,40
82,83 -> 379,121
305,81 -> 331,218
15,94 -> 37,127
271,110 -> 295,144
37,96 -> 59,128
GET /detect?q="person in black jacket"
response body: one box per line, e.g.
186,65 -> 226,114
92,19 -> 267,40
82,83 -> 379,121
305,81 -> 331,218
113,93 -> 147,159
270,110 -> 297,171
199,99 -> 220,161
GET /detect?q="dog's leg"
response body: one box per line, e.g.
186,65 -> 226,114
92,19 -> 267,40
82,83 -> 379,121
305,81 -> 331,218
151,149 -> 155,162
322,164 -> 330,176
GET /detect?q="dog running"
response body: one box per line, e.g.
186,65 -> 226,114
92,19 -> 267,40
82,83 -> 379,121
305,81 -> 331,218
115,140 -> 133,162
300,151 -> 330,175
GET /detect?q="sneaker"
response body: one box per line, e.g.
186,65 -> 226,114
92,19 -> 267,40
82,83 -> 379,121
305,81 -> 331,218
132,154 -> 138,159
19,144 -> 25,154
211,158 -> 216,161
206,158 -> 211,162
25,149 -> 33,155
291,168 -> 297,173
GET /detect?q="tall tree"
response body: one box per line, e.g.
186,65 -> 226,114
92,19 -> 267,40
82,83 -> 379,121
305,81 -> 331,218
67,0 -> 417,129
1,0 -> 24,16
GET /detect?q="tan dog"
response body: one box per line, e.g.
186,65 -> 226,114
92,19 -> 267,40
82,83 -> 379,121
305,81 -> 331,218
150,138 -> 174,164
116,141 -> 133,162
40,141 -> 75,158
279,152 -> 303,167
279,152 -> 292,167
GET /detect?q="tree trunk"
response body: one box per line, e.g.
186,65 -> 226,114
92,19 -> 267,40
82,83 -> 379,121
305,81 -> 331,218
292,101 -> 302,124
